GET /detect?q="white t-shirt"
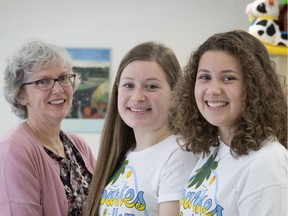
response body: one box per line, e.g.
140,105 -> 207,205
180,138 -> 288,216
99,135 -> 198,216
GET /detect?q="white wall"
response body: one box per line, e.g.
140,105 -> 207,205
0,0 -> 253,157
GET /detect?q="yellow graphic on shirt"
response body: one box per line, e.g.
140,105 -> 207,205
100,158 -> 148,216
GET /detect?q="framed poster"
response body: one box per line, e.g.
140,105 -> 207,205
61,48 -> 111,133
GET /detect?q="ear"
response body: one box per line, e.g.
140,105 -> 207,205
16,90 -> 27,105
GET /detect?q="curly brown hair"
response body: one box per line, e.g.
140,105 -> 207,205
169,30 -> 287,157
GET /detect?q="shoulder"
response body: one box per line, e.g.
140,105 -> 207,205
248,138 -> 287,164
1,123 -> 29,142
238,138 -> 287,173
165,135 -> 198,158
0,124 -> 50,176
160,135 -> 199,170
0,123 -> 39,156
160,135 -> 187,151
234,139 -> 288,205
240,138 -> 287,184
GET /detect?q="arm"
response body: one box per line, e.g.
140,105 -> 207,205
0,140 -> 42,216
159,201 -> 180,216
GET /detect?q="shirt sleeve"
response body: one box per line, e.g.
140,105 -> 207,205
238,144 -> 288,215
158,148 -> 198,203
239,186 -> 288,215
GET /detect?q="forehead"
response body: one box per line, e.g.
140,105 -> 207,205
199,50 -> 242,73
30,64 -> 68,79
120,60 -> 167,81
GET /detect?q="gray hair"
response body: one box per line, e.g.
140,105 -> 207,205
3,39 -> 80,119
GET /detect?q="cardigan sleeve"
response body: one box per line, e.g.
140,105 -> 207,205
0,139 -> 42,216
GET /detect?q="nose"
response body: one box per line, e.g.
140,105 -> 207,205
131,89 -> 145,102
206,82 -> 222,96
52,80 -> 64,93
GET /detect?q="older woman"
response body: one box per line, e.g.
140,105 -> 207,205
0,40 -> 96,216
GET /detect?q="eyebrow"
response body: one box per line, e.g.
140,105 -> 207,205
198,69 -> 240,74
30,72 -> 69,80
120,76 -> 161,81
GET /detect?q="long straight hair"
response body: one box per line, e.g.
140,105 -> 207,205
84,41 -> 182,216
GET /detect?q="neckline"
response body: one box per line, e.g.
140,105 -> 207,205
25,121 -> 66,158
216,139 -> 231,161
129,135 -> 176,155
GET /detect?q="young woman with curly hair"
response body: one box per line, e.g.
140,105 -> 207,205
170,30 -> 287,216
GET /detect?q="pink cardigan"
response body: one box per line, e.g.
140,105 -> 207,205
0,123 -> 96,216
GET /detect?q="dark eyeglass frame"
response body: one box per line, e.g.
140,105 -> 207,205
21,74 -> 76,91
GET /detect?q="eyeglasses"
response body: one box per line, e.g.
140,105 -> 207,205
22,74 -> 76,91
